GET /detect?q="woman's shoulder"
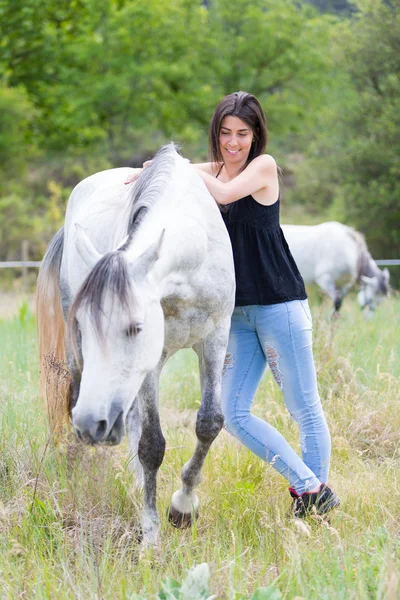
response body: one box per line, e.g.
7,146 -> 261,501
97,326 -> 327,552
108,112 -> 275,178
251,153 -> 277,171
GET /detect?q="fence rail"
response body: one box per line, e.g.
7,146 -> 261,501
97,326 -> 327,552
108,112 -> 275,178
0,261 -> 42,268
375,260 -> 400,266
1,259 -> 400,268
1,259 -> 398,294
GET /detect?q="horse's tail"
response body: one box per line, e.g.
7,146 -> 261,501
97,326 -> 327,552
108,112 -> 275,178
36,226 -> 71,434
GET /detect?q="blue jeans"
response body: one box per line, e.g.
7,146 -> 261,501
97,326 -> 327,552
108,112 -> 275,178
221,300 -> 331,494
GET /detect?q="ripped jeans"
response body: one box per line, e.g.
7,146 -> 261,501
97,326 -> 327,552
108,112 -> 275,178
221,300 -> 331,494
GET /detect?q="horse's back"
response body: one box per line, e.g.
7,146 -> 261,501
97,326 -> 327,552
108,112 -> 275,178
65,167 -> 140,240
282,221 -> 359,282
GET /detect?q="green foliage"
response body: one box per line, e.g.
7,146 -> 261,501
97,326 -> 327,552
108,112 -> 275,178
203,0 -> 335,133
0,0 -> 337,261
0,0 -> 397,269
249,587 -> 282,600
157,563 -> 211,599
292,0 -> 400,260
0,0 -> 334,152
0,84 -> 36,183
0,180 -> 67,259
0,190 -> 38,258
307,0 -> 356,15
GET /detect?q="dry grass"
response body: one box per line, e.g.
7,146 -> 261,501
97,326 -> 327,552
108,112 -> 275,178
0,293 -> 399,597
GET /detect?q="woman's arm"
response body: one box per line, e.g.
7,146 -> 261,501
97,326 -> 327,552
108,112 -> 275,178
125,160 -> 219,184
193,154 -> 277,205
192,162 -> 221,176
124,160 -> 155,184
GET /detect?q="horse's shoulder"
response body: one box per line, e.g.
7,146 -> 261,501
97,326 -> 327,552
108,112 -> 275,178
72,168 -> 132,193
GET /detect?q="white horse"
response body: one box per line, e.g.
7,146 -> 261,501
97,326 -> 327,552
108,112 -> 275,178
282,221 -> 390,312
36,143 -> 235,546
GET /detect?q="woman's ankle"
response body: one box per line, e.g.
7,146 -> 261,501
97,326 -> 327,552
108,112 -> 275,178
309,483 -> 322,494
289,482 -> 322,497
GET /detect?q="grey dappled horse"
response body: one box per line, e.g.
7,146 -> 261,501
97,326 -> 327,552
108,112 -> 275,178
282,222 -> 390,313
36,143 -> 235,546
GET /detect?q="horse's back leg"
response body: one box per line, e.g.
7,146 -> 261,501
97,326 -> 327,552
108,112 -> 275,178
136,369 -> 165,546
315,273 -> 342,313
168,319 -> 229,528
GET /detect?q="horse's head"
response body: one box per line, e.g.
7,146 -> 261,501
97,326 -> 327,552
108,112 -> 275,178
69,228 -> 165,445
357,267 -> 390,312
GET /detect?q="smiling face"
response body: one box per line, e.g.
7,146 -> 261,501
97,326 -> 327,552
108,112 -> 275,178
219,115 -> 254,170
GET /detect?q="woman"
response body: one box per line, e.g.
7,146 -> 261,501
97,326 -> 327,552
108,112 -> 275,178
126,91 -> 340,518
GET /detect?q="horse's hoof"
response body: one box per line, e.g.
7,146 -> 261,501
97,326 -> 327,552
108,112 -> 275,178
167,505 -> 198,529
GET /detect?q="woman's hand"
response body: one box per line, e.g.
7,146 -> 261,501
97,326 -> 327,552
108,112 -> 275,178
124,160 -> 153,184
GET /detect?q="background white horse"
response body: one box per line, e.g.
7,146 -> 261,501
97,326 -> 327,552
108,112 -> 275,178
36,143 -> 235,546
282,221 -> 390,312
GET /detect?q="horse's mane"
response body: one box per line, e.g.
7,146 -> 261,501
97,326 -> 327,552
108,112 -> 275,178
68,143 -> 179,349
122,142 -> 178,247
347,227 -> 387,289
346,227 -> 373,281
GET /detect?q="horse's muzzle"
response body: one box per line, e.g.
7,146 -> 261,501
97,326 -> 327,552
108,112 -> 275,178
73,407 -> 125,445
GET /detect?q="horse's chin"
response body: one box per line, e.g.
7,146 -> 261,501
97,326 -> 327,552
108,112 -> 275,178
73,411 -> 126,445
105,424 -> 125,445
75,427 -> 125,446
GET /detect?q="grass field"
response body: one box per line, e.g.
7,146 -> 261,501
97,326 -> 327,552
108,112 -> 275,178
0,293 -> 399,599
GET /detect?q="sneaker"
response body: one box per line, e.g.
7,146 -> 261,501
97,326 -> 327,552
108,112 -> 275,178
289,484 -> 340,518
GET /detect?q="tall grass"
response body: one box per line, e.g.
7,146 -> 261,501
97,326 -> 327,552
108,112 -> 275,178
0,295 -> 399,598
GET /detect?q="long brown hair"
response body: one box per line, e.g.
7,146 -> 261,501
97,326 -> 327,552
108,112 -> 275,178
209,91 -> 268,170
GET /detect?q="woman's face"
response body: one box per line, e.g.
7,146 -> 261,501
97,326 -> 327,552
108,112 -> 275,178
219,115 -> 254,166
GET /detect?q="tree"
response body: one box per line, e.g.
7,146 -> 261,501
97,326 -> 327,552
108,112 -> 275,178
0,0 -> 334,154
0,84 -> 36,184
0,0 -> 339,261
293,0 -> 400,259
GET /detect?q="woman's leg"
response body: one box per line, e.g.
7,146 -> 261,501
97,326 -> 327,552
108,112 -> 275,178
221,307 -> 321,492
251,300 -> 331,493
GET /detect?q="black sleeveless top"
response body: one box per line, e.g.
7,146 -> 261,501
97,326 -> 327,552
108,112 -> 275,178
221,195 -> 307,306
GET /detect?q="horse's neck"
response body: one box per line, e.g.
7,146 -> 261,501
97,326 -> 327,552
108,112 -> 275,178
125,206 -> 207,295
358,250 -> 379,279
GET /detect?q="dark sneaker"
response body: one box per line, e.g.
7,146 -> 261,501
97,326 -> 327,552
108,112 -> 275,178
289,484 -> 340,518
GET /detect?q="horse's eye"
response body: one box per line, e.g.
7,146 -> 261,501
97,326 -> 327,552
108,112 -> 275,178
125,323 -> 142,338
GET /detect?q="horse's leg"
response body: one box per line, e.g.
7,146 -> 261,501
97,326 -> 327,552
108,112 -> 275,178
137,369 -> 165,547
126,398 -> 143,489
168,320 -> 228,528
338,278 -> 356,308
129,354 -> 168,493
315,273 -> 342,313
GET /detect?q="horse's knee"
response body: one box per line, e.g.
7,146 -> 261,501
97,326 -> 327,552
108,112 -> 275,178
138,431 -> 166,471
195,408 -> 224,444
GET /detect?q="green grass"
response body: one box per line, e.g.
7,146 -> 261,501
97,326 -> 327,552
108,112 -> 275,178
0,294 -> 399,598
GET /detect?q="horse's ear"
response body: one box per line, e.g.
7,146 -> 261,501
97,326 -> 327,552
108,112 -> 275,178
74,223 -> 102,269
132,229 -> 165,279
360,275 -> 375,285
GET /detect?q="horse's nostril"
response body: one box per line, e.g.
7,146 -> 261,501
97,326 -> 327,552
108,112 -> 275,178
95,419 -> 108,440
107,411 -> 125,445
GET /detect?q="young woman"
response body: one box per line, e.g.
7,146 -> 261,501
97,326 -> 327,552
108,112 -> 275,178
126,91 -> 340,517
